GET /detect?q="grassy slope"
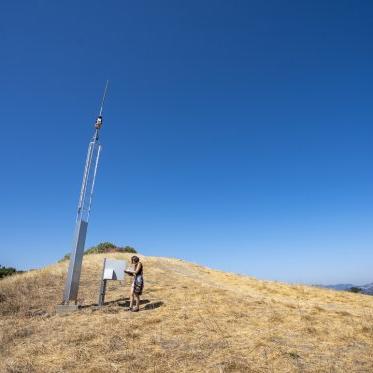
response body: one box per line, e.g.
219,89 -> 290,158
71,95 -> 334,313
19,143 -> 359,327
1,253 -> 373,373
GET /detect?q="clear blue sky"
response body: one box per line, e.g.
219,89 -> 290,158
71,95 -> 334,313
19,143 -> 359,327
1,1 -> 373,285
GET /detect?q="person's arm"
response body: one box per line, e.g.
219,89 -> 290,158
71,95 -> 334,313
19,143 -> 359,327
134,262 -> 142,275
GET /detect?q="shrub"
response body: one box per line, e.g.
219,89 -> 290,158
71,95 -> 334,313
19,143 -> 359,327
85,242 -> 116,255
119,246 -> 137,254
58,254 -> 70,263
0,265 -> 22,279
59,242 -> 137,261
349,287 -> 362,293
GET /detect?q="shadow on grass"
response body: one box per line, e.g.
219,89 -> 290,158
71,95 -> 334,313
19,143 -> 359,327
142,301 -> 164,310
83,298 -> 164,311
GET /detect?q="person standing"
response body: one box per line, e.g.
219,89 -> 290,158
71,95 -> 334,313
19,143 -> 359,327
125,256 -> 144,312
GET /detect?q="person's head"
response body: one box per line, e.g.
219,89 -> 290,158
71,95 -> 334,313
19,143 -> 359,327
131,256 -> 140,264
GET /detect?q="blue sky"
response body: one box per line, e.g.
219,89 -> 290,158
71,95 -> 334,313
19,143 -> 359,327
1,1 -> 373,284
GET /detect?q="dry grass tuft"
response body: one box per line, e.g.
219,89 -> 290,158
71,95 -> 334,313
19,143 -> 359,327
1,253 -> 373,372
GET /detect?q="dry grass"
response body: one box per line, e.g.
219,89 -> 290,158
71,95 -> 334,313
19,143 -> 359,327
1,253 -> 373,372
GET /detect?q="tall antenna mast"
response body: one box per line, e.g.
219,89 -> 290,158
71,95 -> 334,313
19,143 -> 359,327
99,80 -> 109,117
60,82 -> 109,309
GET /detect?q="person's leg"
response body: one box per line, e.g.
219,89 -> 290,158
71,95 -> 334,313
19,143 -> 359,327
129,288 -> 134,309
134,293 -> 140,311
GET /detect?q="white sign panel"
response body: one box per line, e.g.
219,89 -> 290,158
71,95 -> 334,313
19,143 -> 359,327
103,259 -> 126,280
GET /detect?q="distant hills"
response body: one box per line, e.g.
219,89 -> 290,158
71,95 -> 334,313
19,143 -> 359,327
320,283 -> 373,295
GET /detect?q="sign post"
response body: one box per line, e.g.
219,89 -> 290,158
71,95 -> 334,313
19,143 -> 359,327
97,258 -> 127,306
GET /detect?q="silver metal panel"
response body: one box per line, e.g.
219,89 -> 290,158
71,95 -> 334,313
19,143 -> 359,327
63,219 -> 88,302
103,259 -> 126,280
103,268 -> 114,279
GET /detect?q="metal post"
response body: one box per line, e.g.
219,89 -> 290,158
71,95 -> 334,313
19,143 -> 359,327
63,219 -> 88,302
98,258 -> 107,306
59,82 -> 108,309
98,280 -> 107,307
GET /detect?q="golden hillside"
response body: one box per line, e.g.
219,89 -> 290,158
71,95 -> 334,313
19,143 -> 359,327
1,253 -> 373,372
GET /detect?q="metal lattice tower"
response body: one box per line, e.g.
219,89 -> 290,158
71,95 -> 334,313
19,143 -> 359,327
62,81 -> 109,304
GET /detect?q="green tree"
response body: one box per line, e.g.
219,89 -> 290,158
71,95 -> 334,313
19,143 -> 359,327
119,246 -> 137,253
0,265 -> 18,279
349,287 -> 362,293
59,242 -> 137,261
85,242 -> 116,255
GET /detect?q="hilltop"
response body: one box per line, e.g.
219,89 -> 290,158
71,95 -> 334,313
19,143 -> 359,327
59,242 -> 137,262
1,253 -> 373,372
